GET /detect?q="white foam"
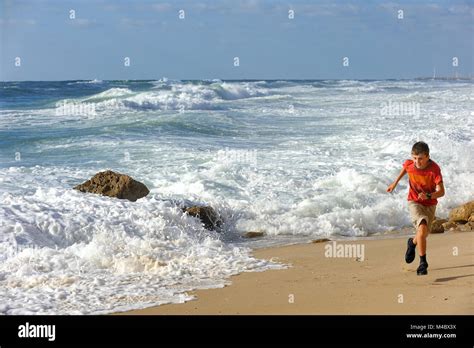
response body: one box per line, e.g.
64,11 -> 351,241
83,87 -> 134,100
67,79 -> 103,85
1,79 -> 473,314
53,82 -> 272,112
211,82 -> 268,100
0,180 -> 283,314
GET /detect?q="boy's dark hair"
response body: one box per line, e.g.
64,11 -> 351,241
412,141 -> 430,156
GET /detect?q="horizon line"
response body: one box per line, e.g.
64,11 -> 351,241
2,76 -> 473,83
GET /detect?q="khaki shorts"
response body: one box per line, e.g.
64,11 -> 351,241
408,201 -> 436,233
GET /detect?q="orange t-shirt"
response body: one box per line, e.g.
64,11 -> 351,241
403,159 -> 443,206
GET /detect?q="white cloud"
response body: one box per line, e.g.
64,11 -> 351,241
120,18 -> 164,28
276,3 -> 361,17
0,18 -> 37,25
69,18 -> 99,28
448,5 -> 474,16
151,3 -> 172,13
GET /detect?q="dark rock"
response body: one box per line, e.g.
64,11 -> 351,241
431,218 -> 447,234
183,205 -> 222,231
74,170 -> 149,202
311,238 -> 331,243
243,231 -> 265,238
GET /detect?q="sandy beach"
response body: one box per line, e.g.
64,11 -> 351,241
117,230 -> 473,315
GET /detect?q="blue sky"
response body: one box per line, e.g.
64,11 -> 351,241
1,0 -> 473,81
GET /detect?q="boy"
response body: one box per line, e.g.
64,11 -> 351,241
386,141 -> 445,275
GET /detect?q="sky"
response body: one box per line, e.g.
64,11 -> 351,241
0,0 -> 473,81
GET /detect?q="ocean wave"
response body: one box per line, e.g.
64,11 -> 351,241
0,184 -> 282,314
83,87 -> 134,100
211,82 -> 269,100
55,82 -> 273,111
67,79 -> 103,85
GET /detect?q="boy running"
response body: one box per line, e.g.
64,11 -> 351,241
386,141 -> 445,275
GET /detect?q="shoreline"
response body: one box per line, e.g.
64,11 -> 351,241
115,229 -> 473,315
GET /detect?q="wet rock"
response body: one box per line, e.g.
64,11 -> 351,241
73,170 -> 149,202
243,231 -> 265,238
183,205 -> 222,231
311,238 -> 331,243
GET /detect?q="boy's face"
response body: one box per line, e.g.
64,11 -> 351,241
412,152 -> 430,169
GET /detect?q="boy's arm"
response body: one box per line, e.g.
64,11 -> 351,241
418,182 -> 445,200
386,167 -> 407,192
431,182 -> 445,199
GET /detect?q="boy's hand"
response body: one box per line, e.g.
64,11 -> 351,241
418,192 -> 428,200
386,182 -> 397,193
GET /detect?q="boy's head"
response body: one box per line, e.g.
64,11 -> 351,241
411,141 -> 430,169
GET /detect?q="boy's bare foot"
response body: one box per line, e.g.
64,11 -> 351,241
405,238 -> 416,263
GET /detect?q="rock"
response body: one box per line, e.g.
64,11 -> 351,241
456,221 -> 474,232
243,231 -> 265,238
311,238 -> 331,243
448,201 -> 474,223
468,214 -> 474,222
442,221 -> 458,231
430,218 -> 447,234
74,170 -> 149,202
183,206 -> 222,231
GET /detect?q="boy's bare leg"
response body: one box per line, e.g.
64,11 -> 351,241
412,220 -> 428,256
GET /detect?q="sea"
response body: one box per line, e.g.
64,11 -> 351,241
0,78 -> 473,314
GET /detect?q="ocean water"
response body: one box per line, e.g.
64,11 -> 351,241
0,79 -> 473,314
